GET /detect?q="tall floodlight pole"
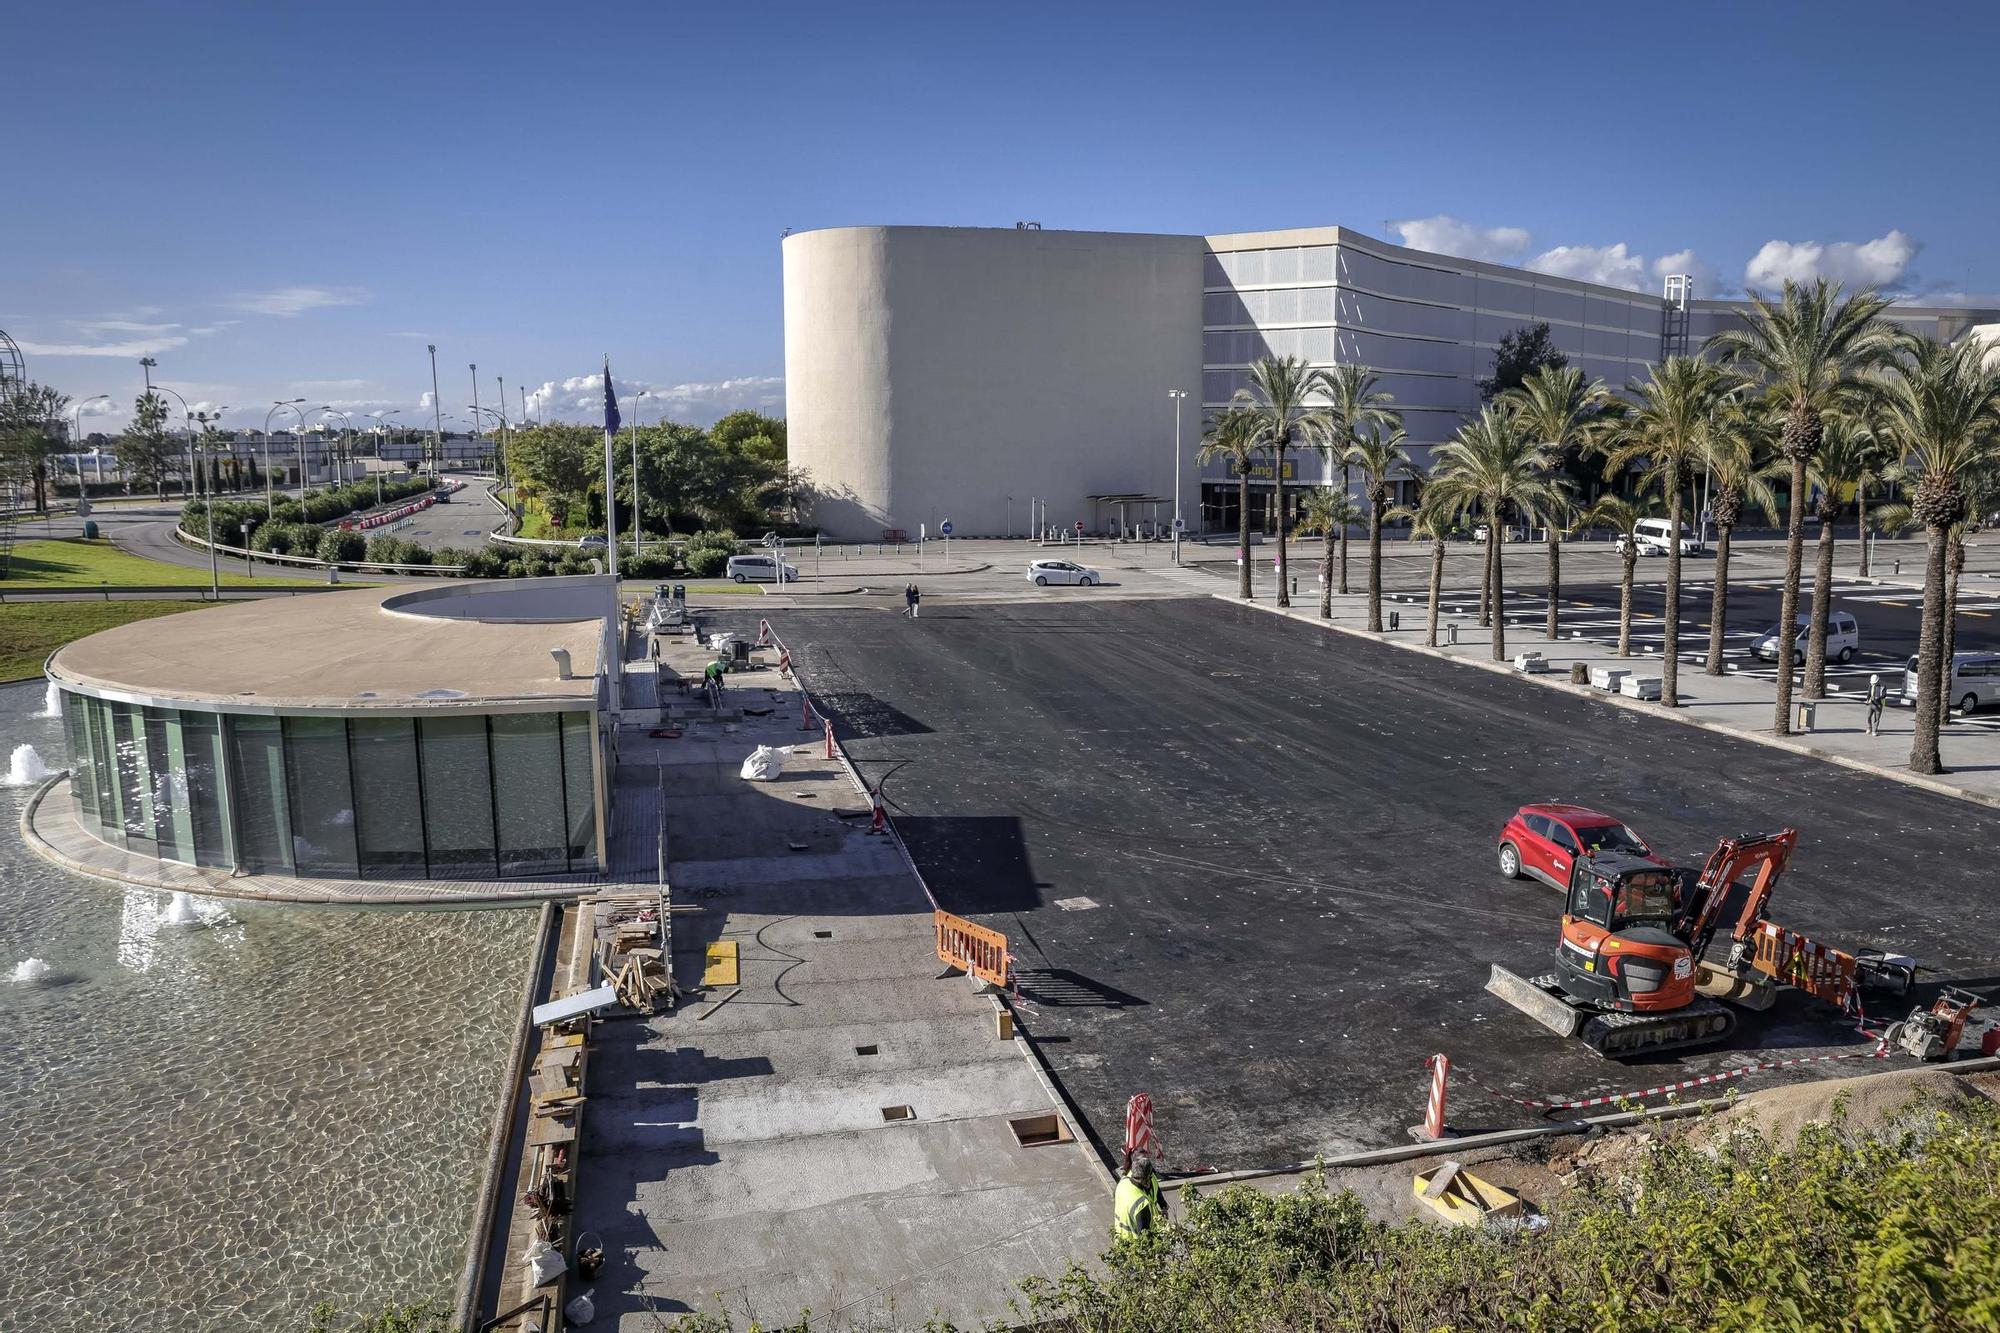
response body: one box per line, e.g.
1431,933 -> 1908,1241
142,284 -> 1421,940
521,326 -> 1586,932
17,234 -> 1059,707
496,375 -> 508,488
427,344 -> 444,482
1168,389 -> 1188,565
320,408 -> 354,486
631,390 -> 649,555
260,403 -> 288,519
469,363 -> 480,483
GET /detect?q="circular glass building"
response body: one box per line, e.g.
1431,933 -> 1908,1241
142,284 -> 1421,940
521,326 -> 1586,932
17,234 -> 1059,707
44,578 -> 617,884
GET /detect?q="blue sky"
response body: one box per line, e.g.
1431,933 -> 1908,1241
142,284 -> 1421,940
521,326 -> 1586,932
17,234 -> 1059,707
9,0 -> 1997,434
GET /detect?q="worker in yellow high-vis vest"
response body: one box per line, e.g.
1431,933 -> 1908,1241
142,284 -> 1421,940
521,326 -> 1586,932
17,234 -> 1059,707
1113,1154 -> 1164,1239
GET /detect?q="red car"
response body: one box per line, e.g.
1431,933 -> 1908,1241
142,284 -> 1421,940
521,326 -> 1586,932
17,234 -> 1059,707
1497,804 -> 1665,891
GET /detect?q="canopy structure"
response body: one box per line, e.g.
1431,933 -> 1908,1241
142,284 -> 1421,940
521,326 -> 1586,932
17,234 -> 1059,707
1088,493 -> 1169,539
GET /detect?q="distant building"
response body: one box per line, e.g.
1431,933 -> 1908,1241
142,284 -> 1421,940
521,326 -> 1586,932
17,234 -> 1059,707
782,224 -> 2000,540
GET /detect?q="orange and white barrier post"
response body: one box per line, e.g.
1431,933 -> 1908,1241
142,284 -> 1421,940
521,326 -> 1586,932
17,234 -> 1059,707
799,694 -> 815,730
823,717 -> 835,758
1418,1053 -> 1450,1141
1123,1093 -> 1155,1170
866,798 -> 887,836
756,618 -> 773,648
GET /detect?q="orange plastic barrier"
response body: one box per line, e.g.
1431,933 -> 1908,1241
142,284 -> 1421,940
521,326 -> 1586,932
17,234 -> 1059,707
1753,923 -> 1857,1008
935,910 -> 1009,987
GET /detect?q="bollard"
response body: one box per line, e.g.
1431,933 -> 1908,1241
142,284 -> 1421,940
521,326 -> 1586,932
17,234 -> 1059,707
1447,623 -> 1459,646
1418,1054 -> 1450,1140
1893,559 -> 1901,576
1389,609 -> 1400,631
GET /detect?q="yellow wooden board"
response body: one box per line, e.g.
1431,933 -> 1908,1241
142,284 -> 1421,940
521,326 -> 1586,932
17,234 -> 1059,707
702,940 -> 740,988
1414,1163 -> 1523,1227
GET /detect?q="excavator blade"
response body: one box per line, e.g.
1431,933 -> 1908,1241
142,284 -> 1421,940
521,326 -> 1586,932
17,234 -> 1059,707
1486,965 -> 1585,1038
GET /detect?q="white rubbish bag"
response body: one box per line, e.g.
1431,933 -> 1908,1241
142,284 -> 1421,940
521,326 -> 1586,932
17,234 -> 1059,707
524,1236 -> 565,1286
739,744 -> 787,781
709,631 -> 744,653
565,1289 -> 597,1323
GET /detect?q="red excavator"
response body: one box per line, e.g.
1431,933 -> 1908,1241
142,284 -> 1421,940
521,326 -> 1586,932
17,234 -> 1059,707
1488,828 -> 1905,1058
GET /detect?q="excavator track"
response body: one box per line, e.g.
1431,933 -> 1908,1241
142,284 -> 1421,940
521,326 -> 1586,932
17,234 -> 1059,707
1578,999 -> 1736,1059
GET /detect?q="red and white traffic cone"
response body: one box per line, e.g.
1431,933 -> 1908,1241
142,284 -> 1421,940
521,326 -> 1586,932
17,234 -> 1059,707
799,695 -> 815,731
1411,1053 -> 1453,1142
866,799 -> 887,836
823,718 -> 835,759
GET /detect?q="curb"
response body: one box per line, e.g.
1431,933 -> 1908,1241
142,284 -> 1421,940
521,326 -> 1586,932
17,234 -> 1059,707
21,774 -> 589,909
1217,592 -> 2000,815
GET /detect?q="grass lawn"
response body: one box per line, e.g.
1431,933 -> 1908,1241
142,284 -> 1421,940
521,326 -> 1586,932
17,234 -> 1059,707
0,600 -> 208,681
1,538 -> 331,590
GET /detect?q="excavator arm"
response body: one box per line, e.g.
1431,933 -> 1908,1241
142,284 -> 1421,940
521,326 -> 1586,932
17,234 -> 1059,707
1682,828 -> 1799,961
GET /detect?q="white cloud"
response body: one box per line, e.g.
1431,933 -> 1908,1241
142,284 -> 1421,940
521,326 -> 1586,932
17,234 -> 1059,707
294,378 -> 375,392
1390,215 -> 1531,263
417,390 -> 436,410
1527,242 -> 1648,291
522,373 -> 784,426
226,285 -> 371,317
15,333 -> 190,357
79,318 -> 183,335
1743,230 -> 1919,291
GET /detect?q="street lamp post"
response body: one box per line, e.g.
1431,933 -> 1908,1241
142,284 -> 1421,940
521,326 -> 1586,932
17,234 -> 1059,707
631,390 -> 650,556
1168,389 -> 1189,565
275,399 -> 308,507
367,412 -> 403,505
496,375 -> 508,488
259,403 -> 294,519
469,363 -> 480,483
320,408 -> 355,488
152,386 -> 220,600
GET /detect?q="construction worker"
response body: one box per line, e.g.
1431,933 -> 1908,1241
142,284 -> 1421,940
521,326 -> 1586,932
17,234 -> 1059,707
702,658 -> 726,707
1113,1154 -> 1164,1240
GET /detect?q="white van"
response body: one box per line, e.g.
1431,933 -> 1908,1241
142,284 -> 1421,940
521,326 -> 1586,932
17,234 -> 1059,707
1904,653 -> 2000,712
1629,518 -> 1703,556
724,554 -> 799,584
1754,612 -> 1859,665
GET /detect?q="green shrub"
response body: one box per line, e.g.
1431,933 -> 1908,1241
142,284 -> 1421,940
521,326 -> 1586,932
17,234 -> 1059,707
503,559 -> 527,579
683,529 -> 739,578
249,521 -> 315,556
623,551 -> 675,579
365,535 -> 410,564
398,543 -> 434,567
317,529 -> 365,564
456,548 -> 508,579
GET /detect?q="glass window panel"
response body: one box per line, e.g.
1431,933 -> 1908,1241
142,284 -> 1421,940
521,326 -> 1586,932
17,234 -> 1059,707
62,693 -> 97,820
491,714 -> 568,877
1266,248 -> 1301,284
561,713 -> 597,869
110,702 -> 158,855
147,708 -> 194,865
226,714 -> 293,874
1303,246 -> 1335,282
180,711 -> 231,868
420,715 -> 497,877
349,717 -> 428,879
284,717 -> 359,876
88,698 -> 121,839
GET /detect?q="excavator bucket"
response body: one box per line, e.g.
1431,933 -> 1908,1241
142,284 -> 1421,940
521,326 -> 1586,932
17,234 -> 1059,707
1695,961 -> 1779,1011
1486,965 -> 1585,1038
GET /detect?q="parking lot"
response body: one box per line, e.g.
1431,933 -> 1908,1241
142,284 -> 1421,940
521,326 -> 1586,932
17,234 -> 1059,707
775,596 -> 2000,1169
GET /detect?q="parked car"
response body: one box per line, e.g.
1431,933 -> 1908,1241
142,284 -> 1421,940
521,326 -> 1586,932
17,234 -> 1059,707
1497,804 -> 1665,891
725,554 -> 799,583
1026,558 -> 1100,586
1633,518 -> 1704,556
1904,652 -> 2000,713
1753,611 -> 1859,665
1614,531 -> 1665,557
577,534 -> 608,551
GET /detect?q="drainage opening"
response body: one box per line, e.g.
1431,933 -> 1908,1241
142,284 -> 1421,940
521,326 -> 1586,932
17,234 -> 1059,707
814,929 -> 833,939
855,1044 -> 879,1056
881,1105 -> 914,1122
1007,1113 -> 1073,1147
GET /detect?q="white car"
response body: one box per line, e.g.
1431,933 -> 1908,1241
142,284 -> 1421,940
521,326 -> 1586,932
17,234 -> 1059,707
725,554 -> 800,583
1026,559 -> 1100,587
1754,611 -> 1859,665
1614,533 -> 1665,557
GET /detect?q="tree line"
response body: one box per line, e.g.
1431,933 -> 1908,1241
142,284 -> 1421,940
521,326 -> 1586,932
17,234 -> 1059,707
1201,278 -> 2000,777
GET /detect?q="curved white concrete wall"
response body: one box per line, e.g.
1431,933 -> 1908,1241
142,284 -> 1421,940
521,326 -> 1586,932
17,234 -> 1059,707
785,226 -> 1204,540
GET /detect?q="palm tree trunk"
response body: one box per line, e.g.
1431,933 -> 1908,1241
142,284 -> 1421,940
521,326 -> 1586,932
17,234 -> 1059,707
1237,468 -> 1252,600
1804,515 -> 1836,699
1544,528 -> 1560,640
1366,501 -> 1383,631
1910,524 -> 1950,774
1773,458 -> 1808,734
1479,533 -> 1494,627
1618,549 -> 1636,656
1275,446 -> 1290,608
1426,536 -> 1443,647
1706,525 -> 1733,675
1663,470 -> 1682,707
1490,499 -> 1507,662
1940,535 -> 1964,728
1320,532 -> 1334,619
1339,463 -> 1351,595
1856,484 -> 1871,577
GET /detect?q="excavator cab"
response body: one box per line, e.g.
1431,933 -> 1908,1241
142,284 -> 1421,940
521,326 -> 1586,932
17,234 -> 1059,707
1553,852 -> 1697,1015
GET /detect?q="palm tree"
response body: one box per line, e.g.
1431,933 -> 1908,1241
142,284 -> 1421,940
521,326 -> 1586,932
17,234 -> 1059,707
1699,398 -> 1783,676
1428,406 -> 1559,661
1583,493 -> 1662,657
1801,417 -> 1883,697
1398,486 -> 1459,647
1874,337 -> 2000,774
1940,460 -> 2000,727
1233,356 -> 1331,609
1319,364 -> 1398,597
1343,419 -> 1411,631
1198,407 -> 1263,600
1705,279 -> 1907,734
1501,366 -> 1612,641
1596,357 -> 1732,708
1297,487 -> 1364,620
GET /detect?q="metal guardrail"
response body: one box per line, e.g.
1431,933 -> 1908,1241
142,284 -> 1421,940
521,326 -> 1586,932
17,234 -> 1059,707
0,584 -> 355,603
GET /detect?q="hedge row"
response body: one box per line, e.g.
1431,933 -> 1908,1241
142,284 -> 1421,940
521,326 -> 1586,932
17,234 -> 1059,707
181,477 -> 435,546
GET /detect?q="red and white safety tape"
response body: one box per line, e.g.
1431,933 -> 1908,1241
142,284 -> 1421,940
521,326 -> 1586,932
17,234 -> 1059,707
1452,1041 -> 1891,1114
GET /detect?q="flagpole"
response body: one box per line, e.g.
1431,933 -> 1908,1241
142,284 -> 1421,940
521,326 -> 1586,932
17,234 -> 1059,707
602,355 -> 623,715
602,355 -> 620,582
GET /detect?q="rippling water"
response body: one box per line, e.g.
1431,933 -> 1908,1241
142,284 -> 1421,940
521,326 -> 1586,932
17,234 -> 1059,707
0,680 -> 534,1329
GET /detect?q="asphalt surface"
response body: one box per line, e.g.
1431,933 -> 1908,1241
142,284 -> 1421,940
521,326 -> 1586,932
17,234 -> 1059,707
768,596 -> 2000,1169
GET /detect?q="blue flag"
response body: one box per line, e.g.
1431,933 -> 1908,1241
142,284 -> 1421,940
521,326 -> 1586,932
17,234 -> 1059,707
602,365 -> 621,435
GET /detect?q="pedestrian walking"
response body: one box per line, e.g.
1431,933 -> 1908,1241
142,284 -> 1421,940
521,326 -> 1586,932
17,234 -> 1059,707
1867,676 -> 1885,737
1113,1154 -> 1163,1240
903,583 -> 921,620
